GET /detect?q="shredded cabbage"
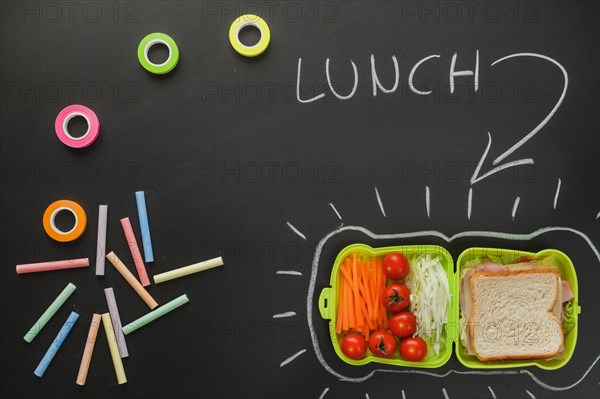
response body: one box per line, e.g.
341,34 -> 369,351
405,254 -> 451,356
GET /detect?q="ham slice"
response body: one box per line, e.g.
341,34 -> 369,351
475,262 -> 508,273
561,280 -> 574,302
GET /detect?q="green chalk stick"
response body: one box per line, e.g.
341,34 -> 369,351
122,294 -> 189,335
24,282 -> 76,343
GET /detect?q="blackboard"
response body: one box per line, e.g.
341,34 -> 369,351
1,1 -> 599,398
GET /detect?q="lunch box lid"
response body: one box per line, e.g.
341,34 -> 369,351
318,244 -> 580,370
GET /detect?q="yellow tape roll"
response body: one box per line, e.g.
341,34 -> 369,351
229,14 -> 270,57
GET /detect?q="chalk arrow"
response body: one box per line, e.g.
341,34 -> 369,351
470,53 -> 568,185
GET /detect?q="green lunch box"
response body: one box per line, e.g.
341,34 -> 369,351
317,244 -> 581,369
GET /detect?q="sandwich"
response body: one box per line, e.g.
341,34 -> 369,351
459,256 -> 574,362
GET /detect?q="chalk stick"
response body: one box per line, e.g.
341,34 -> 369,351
16,258 -> 89,274
24,282 -> 77,343
101,313 -> 127,385
34,311 -> 79,377
135,191 -> 154,263
95,205 -> 108,276
120,217 -> 150,286
76,314 -> 101,386
123,294 -> 189,335
106,251 -> 157,309
104,287 -> 128,358
153,257 -> 224,284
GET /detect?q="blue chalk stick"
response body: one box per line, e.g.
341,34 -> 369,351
34,311 -> 79,377
135,191 -> 154,262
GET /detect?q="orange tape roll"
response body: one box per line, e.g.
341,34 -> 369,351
43,200 -> 87,242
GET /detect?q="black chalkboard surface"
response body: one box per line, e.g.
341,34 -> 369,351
1,1 -> 599,398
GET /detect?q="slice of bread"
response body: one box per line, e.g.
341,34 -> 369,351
469,269 -> 563,361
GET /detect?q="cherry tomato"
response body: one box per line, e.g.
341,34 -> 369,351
388,311 -> 417,338
383,252 -> 410,280
340,334 -> 367,360
399,337 -> 428,362
368,331 -> 397,358
381,283 -> 411,312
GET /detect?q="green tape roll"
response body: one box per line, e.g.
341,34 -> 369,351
137,33 -> 179,75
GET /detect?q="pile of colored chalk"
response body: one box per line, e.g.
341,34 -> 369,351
17,190 -> 224,385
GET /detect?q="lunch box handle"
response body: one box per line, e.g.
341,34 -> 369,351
318,287 -> 333,320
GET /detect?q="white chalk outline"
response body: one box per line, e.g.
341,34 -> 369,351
280,349 -> 307,368
553,178 -> 562,210
467,188 -> 473,221
525,390 -> 536,399
471,53 -> 568,185
488,386 -> 497,399
273,311 -> 296,319
287,221 -> 307,240
596,211 -> 600,220
512,197 -> 521,221
326,58 -> 358,100
471,131 -> 534,185
425,186 -> 431,219
491,53 -> 569,166
449,50 -> 479,94
306,225 -> 599,390
328,203 -> 342,220
408,54 -> 440,95
442,387 -> 450,399
374,186 -> 387,217
318,387 -> 329,399
296,58 -> 326,103
371,54 -> 399,96
402,389 -> 406,399
276,270 -> 302,276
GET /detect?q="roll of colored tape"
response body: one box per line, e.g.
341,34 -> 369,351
138,33 -> 179,74
43,200 -> 87,242
54,105 -> 100,148
229,14 -> 270,57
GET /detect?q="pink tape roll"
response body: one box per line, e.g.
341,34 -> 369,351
54,105 -> 100,148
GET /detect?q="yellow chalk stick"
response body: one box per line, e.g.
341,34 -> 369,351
153,256 -> 224,284
102,313 -> 127,385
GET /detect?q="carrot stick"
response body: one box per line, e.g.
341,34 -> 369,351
374,259 -> 383,329
371,261 -> 379,323
344,265 -> 352,332
360,261 -> 374,322
343,265 -> 350,332
342,269 -> 349,332
378,258 -> 388,329
339,262 -> 353,287
346,274 -> 355,328
336,273 -> 344,334
355,263 -> 374,330
351,255 -> 363,326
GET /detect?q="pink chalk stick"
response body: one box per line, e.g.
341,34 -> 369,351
120,217 -> 150,286
16,258 -> 89,274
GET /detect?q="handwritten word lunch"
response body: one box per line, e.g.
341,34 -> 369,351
295,51 -> 564,103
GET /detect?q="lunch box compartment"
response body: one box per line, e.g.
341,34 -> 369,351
455,247 -> 580,370
318,244 -> 456,368
318,244 -> 580,370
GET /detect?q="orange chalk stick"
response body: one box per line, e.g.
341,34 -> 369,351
106,252 -> 157,309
